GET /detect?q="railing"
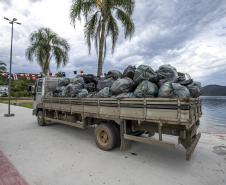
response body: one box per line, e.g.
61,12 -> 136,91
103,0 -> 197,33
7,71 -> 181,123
0,97 -> 32,101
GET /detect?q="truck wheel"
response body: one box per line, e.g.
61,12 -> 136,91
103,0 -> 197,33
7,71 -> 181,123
95,123 -> 117,151
37,111 -> 45,126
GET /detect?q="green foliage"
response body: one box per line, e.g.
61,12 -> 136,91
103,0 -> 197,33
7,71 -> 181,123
11,79 -> 35,97
26,28 -> 70,75
0,76 -> 7,85
70,0 -> 135,76
0,61 -> 7,72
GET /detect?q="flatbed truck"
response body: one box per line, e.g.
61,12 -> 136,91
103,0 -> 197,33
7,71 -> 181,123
31,77 -> 202,160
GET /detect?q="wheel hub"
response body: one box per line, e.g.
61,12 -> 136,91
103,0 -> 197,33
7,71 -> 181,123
99,130 -> 109,144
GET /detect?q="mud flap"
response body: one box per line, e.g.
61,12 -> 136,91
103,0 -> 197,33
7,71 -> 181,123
186,132 -> 201,160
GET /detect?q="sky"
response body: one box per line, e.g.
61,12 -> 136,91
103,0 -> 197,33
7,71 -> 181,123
0,0 -> 226,85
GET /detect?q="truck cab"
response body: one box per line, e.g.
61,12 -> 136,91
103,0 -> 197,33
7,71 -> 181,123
31,77 -> 59,114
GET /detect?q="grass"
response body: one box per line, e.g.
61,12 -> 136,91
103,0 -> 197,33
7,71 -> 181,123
0,99 -> 33,109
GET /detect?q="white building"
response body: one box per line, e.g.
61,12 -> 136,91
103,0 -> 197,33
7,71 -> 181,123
0,85 -> 8,97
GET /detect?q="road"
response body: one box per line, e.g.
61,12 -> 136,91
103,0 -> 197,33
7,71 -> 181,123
0,103 -> 226,185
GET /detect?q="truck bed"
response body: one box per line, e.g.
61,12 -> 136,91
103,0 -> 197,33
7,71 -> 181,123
42,97 -> 202,127
38,97 -> 202,160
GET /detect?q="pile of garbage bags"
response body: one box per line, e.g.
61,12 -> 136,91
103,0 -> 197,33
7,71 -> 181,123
53,64 -> 201,99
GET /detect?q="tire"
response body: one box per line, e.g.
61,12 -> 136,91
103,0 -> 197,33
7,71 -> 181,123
37,111 -> 45,126
95,123 -> 118,151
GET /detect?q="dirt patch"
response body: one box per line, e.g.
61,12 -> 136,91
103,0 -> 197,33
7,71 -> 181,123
212,145 -> 226,155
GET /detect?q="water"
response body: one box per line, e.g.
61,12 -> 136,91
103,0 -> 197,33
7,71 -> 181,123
200,96 -> 226,134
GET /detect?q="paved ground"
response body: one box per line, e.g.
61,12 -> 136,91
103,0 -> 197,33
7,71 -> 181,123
0,103 -> 226,185
0,151 -> 28,185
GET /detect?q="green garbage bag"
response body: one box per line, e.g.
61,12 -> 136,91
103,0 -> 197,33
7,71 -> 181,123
158,82 -> 190,98
111,77 -> 134,95
133,65 -> 157,84
96,87 -> 111,98
134,80 -> 158,98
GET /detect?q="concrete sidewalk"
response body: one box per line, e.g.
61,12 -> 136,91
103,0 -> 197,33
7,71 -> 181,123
0,103 -> 226,185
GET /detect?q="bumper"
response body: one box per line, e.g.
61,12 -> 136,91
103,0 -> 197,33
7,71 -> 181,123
32,109 -> 37,116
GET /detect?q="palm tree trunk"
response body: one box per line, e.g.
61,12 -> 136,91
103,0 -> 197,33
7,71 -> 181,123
97,22 -> 106,77
44,52 -> 51,76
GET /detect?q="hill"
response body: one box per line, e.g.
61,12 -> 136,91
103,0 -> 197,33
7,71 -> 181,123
202,85 -> 226,96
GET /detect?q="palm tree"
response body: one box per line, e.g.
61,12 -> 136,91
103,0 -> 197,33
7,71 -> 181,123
0,61 -> 7,72
26,28 -> 70,75
70,0 -> 135,77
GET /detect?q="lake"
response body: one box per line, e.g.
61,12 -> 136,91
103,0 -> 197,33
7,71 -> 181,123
200,96 -> 226,134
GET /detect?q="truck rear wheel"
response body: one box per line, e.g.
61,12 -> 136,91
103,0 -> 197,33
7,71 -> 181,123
95,123 -> 118,151
37,111 -> 45,126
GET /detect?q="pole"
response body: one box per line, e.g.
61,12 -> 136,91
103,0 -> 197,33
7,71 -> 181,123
4,18 -> 19,117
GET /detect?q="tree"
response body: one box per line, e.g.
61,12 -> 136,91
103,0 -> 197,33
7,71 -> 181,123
70,0 -> 135,77
0,61 -> 7,72
26,28 -> 70,75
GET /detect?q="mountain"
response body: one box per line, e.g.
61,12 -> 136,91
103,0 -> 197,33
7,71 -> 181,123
202,85 -> 226,96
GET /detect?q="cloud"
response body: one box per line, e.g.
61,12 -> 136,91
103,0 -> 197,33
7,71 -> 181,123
0,0 -> 226,85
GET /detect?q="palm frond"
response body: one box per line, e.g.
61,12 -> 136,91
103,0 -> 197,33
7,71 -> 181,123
107,14 -> 119,53
113,0 -> 135,15
70,0 -> 96,26
84,12 -> 99,54
116,7 -> 135,38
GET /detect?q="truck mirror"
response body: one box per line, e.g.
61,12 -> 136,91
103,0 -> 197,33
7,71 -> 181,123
28,85 -> 36,95
28,85 -> 32,92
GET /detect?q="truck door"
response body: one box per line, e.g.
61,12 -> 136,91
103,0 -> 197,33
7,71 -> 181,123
33,79 -> 44,109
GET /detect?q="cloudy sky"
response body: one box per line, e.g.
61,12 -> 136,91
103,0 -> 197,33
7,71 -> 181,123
0,0 -> 226,85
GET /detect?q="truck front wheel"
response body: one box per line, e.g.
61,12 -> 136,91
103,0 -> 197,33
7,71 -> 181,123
37,111 -> 45,126
95,123 -> 118,151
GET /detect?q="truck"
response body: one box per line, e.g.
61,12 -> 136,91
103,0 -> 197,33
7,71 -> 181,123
31,77 -> 202,160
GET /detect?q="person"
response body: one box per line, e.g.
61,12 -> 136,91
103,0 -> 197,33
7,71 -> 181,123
80,70 -> 84,76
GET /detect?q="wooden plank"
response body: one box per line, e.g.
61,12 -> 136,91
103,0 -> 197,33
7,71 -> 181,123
99,106 -> 120,117
124,134 -> 175,149
44,117 -> 85,129
120,107 -> 144,119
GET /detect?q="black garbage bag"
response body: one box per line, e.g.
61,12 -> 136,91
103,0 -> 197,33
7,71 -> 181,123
65,83 -> 83,97
177,73 -> 193,85
158,78 -> 176,87
96,87 -> 111,98
53,86 -> 61,97
71,76 -> 84,84
157,64 -> 178,81
77,89 -> 88,98
134,80 -> 158,98
54,86 -> 66,97
97,78 -> 115,91
123,65 -> 136,79
158,82 -> 190,98
177,72 -> 186,82
84,82 -> 96,92
58,78 -> 70,86
133,65 -> 157,84
111,77 -> 134,95
186,82 -> 201,98
106,70 -> 122,80
83,74 -> 98,84
116,92 -> 135,99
